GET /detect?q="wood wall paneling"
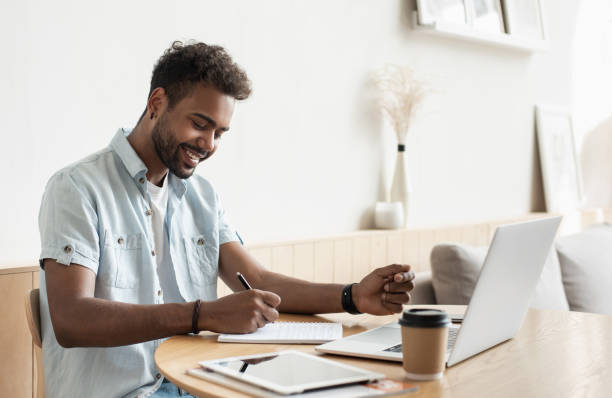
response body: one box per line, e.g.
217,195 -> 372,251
386,233 -> 403,265
476,223 -> 491,245
333,240 -> 352,284
433,227 -> 451,246
33,271 -> 40,289
314,241 -> 334,283
370,235 -> 387,272
351,236 -> 371,282
459,224 -> 478,245
402,231 -> 421,271
448,226 -> 465,243
0,272 -> 33,397
248,247 -> 272,270
293,243 -> 315,282
271,245 -> 294,276
417,229 -> 436,273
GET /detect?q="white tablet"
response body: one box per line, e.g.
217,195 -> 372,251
199,350 -> 384,395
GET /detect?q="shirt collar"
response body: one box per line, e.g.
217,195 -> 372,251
110,128 -> 148,180
110,128 -> 188,197
168,173 -> 187,198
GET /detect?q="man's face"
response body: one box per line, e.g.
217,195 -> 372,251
151,84 -> 235,179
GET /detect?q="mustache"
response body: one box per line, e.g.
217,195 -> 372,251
180,143 -> 208,158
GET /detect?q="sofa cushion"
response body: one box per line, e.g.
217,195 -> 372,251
430,243 -> 569,310
409,271 -> 436,304
556,223 -> 612,315
430,244 -> 486,305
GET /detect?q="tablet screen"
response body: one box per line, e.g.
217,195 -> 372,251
201,351 -> 381,394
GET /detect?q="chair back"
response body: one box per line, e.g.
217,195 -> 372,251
25,288 -> 42,348
25,288 -> 44,397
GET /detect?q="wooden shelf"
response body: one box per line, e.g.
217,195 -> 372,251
411,11 -> 547,53
0,263 -> 39,275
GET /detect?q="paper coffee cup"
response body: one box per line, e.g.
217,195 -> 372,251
399,309 -> 450,380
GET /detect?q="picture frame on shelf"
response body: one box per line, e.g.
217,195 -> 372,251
502,0 -> 546,40
416,0 -> 469,27
412,0 -> 548,52
535,105 -> 584,213
469,0 -> 505,34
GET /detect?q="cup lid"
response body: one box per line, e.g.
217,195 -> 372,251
398,308 -> 450,328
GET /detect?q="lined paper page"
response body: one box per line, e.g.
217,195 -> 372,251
218,322 -> 343,344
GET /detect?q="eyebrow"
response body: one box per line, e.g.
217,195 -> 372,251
191,113 -> 229,132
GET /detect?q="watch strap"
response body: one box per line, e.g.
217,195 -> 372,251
192,299 -> 201,335
341,283 -> 361,314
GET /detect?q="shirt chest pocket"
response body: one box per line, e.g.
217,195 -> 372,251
184,235 -> 218,287
100,230 -> 144,289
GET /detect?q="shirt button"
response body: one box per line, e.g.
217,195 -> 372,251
157,290 -> 162,296
63,246 -> 72,253
145,209 -> 153,216
156,373 -> 161,380
197,238 -> 205,246
117,237 -> 124,245
151,250 -> 156,256
139,177 -> 145,184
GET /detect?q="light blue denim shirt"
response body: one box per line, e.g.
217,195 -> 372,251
38,128 -> 239,398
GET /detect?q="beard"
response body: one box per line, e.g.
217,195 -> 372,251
151,113 -> 204,179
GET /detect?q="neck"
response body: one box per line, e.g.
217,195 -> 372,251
127,119 -> 168,187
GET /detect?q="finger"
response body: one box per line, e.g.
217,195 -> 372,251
385,280 -> 415,293
393,271 -> 416,283
381,292 -> 404,314
255,313 -> 266,329
248,319 -> 259,333
259,290 -> 282,308
375,264 -> 411,279
262,305 -> 279,323
384,291 -> 411,305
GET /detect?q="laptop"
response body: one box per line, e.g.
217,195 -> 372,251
316,216 -> 562,367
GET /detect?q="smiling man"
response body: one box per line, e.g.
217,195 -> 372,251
38,41 -> 415,398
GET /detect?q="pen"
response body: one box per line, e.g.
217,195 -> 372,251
237,272 -> 252,290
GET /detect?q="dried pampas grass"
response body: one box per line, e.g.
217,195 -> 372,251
373,65 -> 425,144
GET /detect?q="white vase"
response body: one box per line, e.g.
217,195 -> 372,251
374,201 -> 404,229
390,145 -> 412,227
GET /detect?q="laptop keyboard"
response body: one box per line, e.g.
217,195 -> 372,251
383,327 -> 459,353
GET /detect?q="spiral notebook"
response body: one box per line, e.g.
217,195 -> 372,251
218,322 -> 343,344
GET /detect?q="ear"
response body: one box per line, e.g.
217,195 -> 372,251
147,87 -> 168,120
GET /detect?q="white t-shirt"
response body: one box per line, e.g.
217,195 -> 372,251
147,175 -> 183,303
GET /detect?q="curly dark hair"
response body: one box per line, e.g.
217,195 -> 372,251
148,40 -> 251,109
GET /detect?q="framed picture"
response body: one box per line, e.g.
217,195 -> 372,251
416,0 -> 469,27
502,0 -> 546,40
535,105 -> 584,213
469,0 -> 504,34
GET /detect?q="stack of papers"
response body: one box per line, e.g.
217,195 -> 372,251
218,322 -> 343,344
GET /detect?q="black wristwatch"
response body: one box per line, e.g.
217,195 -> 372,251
341,283 -> 362,314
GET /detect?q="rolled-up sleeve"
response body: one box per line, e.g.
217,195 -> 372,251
38,171 -> 99,273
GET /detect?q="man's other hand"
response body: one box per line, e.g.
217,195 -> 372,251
353,264 -> 415,315
198,289 -> 281,334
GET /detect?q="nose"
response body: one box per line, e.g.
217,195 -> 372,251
196,131 -> 215,153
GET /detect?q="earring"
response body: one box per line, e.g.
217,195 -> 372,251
150,112 -> 155,120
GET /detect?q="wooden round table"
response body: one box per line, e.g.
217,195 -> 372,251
155,305 -> 612,397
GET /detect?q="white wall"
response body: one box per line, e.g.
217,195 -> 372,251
0,0 -> 582,263
572,0 -> 612,145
